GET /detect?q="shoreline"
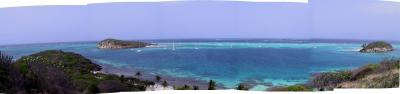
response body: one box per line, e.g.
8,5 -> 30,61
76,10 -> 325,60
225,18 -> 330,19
98,63 -> 227,90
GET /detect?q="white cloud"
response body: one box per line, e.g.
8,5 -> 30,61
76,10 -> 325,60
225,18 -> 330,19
0,0 -> 308,8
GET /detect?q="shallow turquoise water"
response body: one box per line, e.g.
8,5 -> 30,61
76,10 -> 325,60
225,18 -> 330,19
0,39 -> 399,90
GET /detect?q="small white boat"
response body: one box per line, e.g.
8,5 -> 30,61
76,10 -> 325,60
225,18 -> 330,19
172,41 -> 176,51
194,43 -> 199,49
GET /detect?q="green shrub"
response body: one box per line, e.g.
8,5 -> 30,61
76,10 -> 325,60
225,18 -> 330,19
267,86 -> 288,91
162,80 -> 168,87
175,84 -> 193,90
97,80 -> 129,93
236,83 -> 249,90
0,51 -> 12,92
155,75 -> 161,82
287,85 -> 310,91
268,85 -> 311,91
208,80 -> 216,90
193,86 -> 199,90
351,66 -> 373,80
366,64 -> 379,70
363,41 -> 392,49
311,71 -> 352,88
377,58 -> 399,72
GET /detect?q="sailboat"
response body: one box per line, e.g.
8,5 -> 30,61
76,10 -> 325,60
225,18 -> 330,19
194,42 -> 199,50
172,40 -> 176,51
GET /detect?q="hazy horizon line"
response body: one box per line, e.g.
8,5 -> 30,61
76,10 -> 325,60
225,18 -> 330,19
1,38 -> 399,46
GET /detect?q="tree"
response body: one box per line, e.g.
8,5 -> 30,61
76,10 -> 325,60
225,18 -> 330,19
97,80 -> 129,93
193,86 -> 199,90
162,80 -> 168,87
135,72 -> 141,78
176,84 -> 192,90
155,75 -> 161,82
0,51 -> 13,92
208,80 -> 216,90
287,85 -> 308,91
236,83 -> 249,90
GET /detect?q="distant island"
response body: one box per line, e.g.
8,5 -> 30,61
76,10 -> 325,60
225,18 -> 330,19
360,41 -> 394,53
98,39 -> 152,49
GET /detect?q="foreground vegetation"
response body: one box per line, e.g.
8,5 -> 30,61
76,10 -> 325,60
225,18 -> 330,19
0,50 -> 225,93
269,58 -> 400,91
2,50 -> 398,93
0,50 -> 155,94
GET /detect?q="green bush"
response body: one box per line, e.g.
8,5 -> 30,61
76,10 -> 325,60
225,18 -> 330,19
366,64 -> 379,70
268,85 -> 311,91
363,41 -> 392,49
162,80 -> 168,87
0,50 -> 156,93
287,85 -> 309,91
311,71 -> 352,88
175,84 -> 192,90
193,86 -> 199,90
0,51 -> 12,92
236,83 -> 249,90
208,80 -> 216,90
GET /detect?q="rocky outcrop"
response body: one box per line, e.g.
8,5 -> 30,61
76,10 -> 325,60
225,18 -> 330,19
360,41 -> 394,53
98,39 -> 151,49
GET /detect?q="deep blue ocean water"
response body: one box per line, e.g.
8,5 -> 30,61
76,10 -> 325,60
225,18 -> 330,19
1,39 -> 399,90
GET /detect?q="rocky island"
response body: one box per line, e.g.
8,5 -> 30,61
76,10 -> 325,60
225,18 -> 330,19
98,39 -> 152,49
360,41 -> 394,53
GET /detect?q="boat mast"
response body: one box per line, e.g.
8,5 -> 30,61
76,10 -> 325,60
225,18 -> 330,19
172,40 -> 176,51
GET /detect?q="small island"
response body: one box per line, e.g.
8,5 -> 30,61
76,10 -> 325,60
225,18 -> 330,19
360,41 -> 394,53
98,39 -> 152,49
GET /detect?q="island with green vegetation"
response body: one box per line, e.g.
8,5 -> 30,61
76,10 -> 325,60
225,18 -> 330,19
360,41 -> 394,53
0,50 -> 156,94
97,39 -> 152,49
0,50 -> 223,93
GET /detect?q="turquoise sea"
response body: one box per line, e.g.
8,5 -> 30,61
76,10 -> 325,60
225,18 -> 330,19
0,39 -> 399,90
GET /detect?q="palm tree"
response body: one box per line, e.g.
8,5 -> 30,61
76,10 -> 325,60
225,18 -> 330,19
162,80 -> 168,87
208,80 -> 216,90
119,75 -> 125,81
155,75 -> 161,82
135,72 -> 141,78
236,83 -> 249,90
193,86 -> 199,90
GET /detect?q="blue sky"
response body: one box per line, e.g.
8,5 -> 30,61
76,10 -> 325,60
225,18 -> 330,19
0,0 -> 399,45
311,0 -> 400,40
